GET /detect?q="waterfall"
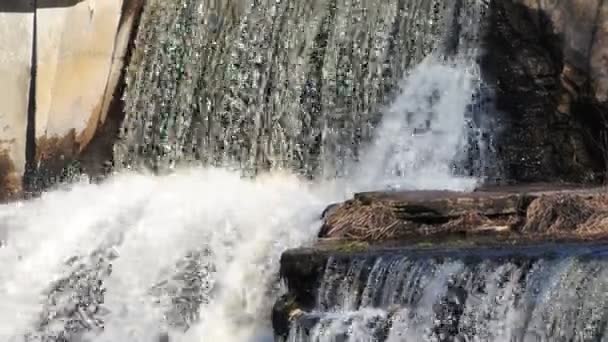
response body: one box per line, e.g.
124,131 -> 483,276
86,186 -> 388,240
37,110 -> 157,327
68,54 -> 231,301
350,59 -> 479,191
0,0 -> 505,341
285,251 -> 608,341
114,0 -> 496,181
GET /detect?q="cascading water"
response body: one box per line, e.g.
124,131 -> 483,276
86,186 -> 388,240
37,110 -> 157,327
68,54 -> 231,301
0,170 -> 326,341
0,0 -> 500,341
350,59 -> 478,191
284,250 -> 608,341
114,0 -> 495,180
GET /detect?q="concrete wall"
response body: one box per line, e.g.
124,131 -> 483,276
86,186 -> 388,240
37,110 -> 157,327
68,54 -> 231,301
0,0 -> 142,200
36,1 -> 122,153
0,3 -> 34,201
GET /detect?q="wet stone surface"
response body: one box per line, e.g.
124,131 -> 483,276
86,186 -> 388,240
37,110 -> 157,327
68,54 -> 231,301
275,243 -> 608,341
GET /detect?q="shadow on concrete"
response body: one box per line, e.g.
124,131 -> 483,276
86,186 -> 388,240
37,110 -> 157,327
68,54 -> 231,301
0,0 -> 84,12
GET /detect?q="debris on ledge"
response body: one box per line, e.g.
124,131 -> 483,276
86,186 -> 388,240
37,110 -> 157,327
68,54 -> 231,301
318,184 -> 608,244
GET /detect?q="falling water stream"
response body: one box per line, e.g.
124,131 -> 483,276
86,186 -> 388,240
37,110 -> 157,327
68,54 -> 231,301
0,0 -> 526,340
286,251 -> 608,341
114,0 -> 496,180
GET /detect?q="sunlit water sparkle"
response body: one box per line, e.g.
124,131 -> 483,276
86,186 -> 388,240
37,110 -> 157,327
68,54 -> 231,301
0,55 -> 481,341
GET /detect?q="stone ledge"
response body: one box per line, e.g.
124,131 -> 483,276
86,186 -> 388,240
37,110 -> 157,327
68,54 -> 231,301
355,190 -> 525,220
274,240 -> 608,340
277,183 -> 608,340
319,184 -> 608,242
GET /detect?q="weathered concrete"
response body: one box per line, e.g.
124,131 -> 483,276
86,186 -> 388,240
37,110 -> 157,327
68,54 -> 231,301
35,0 -> 122,163
0,3 -> 34,201
0,0 -> 144,199
78,0 -> 145,178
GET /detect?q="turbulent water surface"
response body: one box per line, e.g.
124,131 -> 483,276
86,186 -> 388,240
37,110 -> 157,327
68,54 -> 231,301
0,54 -> 483,340
286,252 -> 608,341
0,169 -> 325,341
0,0 -> 505,340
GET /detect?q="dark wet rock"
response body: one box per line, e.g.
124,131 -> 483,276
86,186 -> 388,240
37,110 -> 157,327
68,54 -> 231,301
279,251 -> 328,310
483,0 -> 608,183
272,295 -> 304,340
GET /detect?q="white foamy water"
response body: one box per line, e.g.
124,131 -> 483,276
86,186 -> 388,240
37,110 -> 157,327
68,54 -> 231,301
0,57 -> 482,341
0,169 -> 327,342
0,174 -> 157,339
351,57 -> 479,192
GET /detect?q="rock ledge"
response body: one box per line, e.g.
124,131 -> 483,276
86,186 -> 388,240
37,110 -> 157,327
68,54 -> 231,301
319,184 -> 608,242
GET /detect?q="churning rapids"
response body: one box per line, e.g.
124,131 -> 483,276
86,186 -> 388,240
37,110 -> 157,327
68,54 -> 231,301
0,0 -> 513,341
285,249 -> 608,342
0,58 -> 479,341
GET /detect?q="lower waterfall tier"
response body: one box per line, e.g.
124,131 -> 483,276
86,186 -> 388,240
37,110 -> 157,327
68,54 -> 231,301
275,243 -> 608,341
